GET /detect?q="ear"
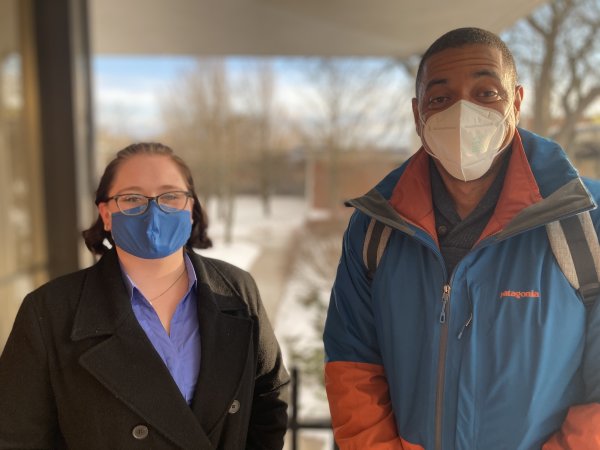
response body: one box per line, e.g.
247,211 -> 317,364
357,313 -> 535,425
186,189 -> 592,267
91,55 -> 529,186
513,85 -> 524,124
189,198 -> 195,224
97,202 -> 112,232
412,97 -> 421,137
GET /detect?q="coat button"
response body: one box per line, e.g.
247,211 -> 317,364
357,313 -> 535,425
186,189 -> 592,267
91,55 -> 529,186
132,424 -> 149,440
228,400 -> 241,414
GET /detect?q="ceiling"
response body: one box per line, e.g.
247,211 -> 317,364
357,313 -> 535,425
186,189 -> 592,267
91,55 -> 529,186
0,1 -> 18,56
90,0 -> 547,58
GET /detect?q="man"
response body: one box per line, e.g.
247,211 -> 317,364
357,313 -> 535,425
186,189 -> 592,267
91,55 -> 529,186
323,27 -> 600,449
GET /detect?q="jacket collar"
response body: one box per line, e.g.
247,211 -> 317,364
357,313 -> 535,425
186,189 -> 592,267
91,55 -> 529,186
71,249 -> 253,449
348,128 -> 596,242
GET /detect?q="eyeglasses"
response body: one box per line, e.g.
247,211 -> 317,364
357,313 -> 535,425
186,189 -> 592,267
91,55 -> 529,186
106,191 -> 193,216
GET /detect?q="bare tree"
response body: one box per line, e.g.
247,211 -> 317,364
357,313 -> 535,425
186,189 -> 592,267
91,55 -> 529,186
505,0 -> 600,151
256,63 -> 275,216
160,59 -> 239,243
299,58 -> 408,215
237,60 -> 278,216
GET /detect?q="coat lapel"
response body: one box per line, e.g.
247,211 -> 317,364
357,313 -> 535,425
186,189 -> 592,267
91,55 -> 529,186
71,250 -> 213,449
188,254 -> 254,436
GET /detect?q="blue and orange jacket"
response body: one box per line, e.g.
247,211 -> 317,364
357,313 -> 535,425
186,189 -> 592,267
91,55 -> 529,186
323,128 -> 600,450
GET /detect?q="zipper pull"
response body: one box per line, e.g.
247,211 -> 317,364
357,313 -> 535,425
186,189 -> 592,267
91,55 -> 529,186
457,313 -> 473,340
440,284 -> 451,324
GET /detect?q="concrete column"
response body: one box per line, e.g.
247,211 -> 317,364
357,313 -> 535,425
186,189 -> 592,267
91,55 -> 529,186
33,0 -> 95,278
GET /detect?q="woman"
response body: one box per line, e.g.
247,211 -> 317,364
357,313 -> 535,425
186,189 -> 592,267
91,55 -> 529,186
0,143 -> 289,449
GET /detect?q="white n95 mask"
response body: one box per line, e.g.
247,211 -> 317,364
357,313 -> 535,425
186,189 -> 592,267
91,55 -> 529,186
422,100 -> 511,181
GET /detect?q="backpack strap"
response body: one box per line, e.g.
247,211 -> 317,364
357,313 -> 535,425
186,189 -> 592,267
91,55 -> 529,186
363,218 -> 392,280
363,212 -> 600,309
546,211 -> 600,310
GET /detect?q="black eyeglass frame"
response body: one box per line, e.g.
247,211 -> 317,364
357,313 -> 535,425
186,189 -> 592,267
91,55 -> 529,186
105,191 -> 193,216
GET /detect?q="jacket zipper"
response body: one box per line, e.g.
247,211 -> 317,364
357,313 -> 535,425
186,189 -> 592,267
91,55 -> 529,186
457,289 -> 474,340
435,283 -> 451,450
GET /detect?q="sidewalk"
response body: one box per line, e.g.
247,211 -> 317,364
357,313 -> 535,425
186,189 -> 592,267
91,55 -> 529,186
247,230 -> 296,323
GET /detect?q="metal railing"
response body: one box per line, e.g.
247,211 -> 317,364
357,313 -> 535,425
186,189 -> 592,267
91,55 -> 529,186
288,367 -> 338,450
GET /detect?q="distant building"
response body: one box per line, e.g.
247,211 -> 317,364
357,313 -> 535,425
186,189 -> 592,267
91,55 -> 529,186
306,147 -> 410,215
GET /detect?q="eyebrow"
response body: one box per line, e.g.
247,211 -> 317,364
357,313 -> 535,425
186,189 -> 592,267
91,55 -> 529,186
424,78 -> 448,93
473,69 -> 501,81
115,185 -> 186,194
424,69 -> 502,94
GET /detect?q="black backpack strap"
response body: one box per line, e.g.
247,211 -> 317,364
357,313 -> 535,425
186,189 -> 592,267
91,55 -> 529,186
546,211 -> 600,310
363,218 -> 392,280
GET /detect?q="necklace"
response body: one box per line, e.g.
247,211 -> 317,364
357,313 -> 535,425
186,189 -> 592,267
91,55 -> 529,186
149,266 -> 186,305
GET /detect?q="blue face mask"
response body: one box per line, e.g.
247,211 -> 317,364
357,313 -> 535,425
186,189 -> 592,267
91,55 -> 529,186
111,201 -> 192,259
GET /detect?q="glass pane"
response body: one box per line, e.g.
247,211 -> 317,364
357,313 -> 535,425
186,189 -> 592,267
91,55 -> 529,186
0,0 -> 48,351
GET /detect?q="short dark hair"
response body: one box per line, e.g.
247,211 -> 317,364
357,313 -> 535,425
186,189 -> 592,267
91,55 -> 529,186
415,27 -> 517,98
82,142 -> 212,256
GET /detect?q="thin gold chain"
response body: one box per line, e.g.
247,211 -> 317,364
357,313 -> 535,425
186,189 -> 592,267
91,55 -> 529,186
149,266 -> 186,304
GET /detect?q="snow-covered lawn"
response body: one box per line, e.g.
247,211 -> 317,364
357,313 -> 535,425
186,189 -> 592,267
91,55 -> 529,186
197,195 -> 308,269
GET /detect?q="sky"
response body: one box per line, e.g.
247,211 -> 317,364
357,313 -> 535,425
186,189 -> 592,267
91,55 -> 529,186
92,55 -> 415,145
92,52 -> 600,153
93,56 -> 196,137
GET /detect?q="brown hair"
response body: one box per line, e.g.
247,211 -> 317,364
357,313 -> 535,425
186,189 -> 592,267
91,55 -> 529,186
82,142 -> 212,255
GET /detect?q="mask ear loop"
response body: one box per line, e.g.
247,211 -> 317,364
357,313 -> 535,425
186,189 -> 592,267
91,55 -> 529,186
493,99 -> 518,154
417,105 -> 437,160
495,85 -> 521,137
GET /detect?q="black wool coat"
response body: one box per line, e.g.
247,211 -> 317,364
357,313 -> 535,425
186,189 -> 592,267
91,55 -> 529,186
0,249 -> 289,449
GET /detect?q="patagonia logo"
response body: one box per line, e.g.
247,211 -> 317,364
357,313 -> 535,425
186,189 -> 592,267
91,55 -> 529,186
499,290 -> 540,300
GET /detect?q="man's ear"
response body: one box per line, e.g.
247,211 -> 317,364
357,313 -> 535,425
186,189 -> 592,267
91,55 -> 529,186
412,97 -> 421,136
513,85 -> 524,124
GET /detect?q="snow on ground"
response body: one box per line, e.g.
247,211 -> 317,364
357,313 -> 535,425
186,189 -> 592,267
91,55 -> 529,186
195,241 -> 260,273
196,195 -> 307,270
195,194 -> 311,319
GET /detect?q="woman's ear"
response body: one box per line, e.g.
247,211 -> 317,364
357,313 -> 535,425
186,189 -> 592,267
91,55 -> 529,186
97,202 -> 112,232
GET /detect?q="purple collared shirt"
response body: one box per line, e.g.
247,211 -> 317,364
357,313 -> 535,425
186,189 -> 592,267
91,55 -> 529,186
122,254 -> 201,405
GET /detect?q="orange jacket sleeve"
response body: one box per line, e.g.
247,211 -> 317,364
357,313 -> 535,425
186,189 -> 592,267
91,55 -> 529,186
325,361 -> 423,450
542,403 -> 600,449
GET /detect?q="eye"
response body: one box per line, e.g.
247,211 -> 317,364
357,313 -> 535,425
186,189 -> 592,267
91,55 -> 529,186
478,90 -> 500,99
426,95 -> 452,111
428,96 -> 449,106
160,192 -> 181,201
157,191 -> 189,212
120,194 -> 145,204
